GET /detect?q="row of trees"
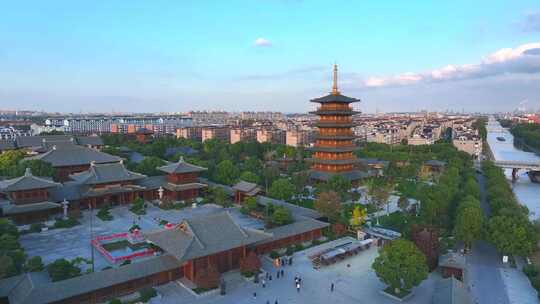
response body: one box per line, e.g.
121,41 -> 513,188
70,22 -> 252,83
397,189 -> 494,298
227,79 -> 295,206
0,150 -> 55,178
482,161 -> 538,256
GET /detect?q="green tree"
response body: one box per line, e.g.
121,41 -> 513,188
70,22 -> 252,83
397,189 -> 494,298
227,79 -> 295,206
454,198 -> 483,250
211,187 -> 230,207
324,175 -> 352,200
291,171 -> 310,194
134,156 -> 166,176
0,255 -> 17,279
244,196 -> 258,211
239,171 -> 260,184
213,160 -> 239,185
271,207 -> 293,226
46,259 -> 81,282
8,160 -> 55,178
262,164 -> 280,192
372,239 -> 428,295
0,219 -> 19,239
25,256 -> 45,272
487,215 -> 537,256
268,178 -> 295,201
0,150 -> 25,176
397,196 -> 410,211
314,191 -> 342,223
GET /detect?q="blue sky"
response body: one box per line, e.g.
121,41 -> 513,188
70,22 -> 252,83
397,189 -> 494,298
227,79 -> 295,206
1,1 -> 539,113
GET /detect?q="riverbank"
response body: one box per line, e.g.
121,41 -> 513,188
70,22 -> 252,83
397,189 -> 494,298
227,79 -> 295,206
486,119 -> 540,220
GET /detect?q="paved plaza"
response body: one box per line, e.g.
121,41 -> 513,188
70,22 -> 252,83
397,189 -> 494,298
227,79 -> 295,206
152,237 -> 441,304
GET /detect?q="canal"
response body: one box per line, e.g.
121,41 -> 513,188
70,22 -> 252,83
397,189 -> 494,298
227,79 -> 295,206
486,118 -> 540,220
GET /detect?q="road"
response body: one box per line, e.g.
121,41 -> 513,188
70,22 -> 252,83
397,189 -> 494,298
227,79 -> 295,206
465,160 -> 511,304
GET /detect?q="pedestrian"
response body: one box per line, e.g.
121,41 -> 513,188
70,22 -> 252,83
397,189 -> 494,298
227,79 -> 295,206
280,269 -> 284,277
289,257 -> 293,265
275,300 -> 278,304
262,279 -> 266,288
253,292 -> 257,299
331,282 -> 334,292
296,283 -> 300,293
298,277 -> 302,284
265,272 -> 269,280
281,258 -> 284,266
269,275 -> 272,281
277,271 -> 280,279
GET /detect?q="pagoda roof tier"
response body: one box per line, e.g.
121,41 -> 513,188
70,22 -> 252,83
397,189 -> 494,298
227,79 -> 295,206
309,170 -> 370,182
25,145 -> 121,167
309,146 -> 359,153
305,158 -> 360,165
315,122 -> 355,128
158,157 -> 207,174
309,110 -> 361,115
0,168 -> 60,192
163,182 -> 207,192
315,135 -> 356,140
310,93 -> 360,104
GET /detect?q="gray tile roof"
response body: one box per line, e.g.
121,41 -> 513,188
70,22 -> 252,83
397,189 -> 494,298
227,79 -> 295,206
75,136 -> 103,146
163,182 -> 207,192
0,255 -> 182,304
0,168 -> 60,192
69,162 -> 146,185
232,181 -> 260,193
439,252 -> 465,269
25,145 -> 121,167
2,201 -> 61,215
158,157 -> 207,174
310,93 -> 361,104
258,217 -> 329,245
0,140 -> 16,151
48,183 -> 83,202
309,169 -> 371,182
256,195 -> 322,219
135,175 -> 167,190
432,277 -> 473,304
145,211 -> 271,262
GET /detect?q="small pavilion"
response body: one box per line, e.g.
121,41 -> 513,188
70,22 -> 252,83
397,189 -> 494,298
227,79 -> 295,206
157,157 -> 208,201
0,168 -> 62,224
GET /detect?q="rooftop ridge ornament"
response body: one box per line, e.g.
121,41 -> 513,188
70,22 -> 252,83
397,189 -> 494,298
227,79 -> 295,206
332,63 -> 340,95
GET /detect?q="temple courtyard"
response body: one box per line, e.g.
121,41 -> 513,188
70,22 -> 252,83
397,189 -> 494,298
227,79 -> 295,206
19,203 -> 263,270
151,237 -> 441,304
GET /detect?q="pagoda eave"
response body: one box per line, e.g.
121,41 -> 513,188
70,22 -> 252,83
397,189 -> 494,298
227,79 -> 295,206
309,110 -> 361,115
308,146 -> 359,153
305,158 -> 360,165
315,122 -> 355,128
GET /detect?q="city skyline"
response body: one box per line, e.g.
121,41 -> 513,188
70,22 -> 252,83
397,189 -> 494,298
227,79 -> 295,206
1,1 -> 539,113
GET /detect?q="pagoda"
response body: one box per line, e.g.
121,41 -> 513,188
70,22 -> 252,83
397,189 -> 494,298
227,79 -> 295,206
309,65 -> 362,183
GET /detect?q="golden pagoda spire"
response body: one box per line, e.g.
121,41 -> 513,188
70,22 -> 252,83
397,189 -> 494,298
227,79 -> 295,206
332,63 -> 340,95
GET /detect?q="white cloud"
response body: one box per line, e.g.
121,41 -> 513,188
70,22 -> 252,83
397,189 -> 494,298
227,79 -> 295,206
254,37 -> 272,47
363,43 -> 540,87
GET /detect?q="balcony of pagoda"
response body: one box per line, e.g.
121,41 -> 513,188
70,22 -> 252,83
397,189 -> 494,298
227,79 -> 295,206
310,105 -> 360,115
314,140 -> 355,147
317,129 -> 354,136
318,116 -> 353,123
313,151 -> 355,160
312,163 -> 355,172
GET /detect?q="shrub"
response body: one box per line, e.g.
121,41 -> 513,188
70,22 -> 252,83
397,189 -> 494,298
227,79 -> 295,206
108,298 -> 122,304
46,259 -> 81,282
269,251 -> 280,259
285,246 -> 294,256
130,198 -> 146,215
139,287 -> 157,302
294,244 -> 304,252
53,217 -> 80,229
523,264 -> 539,278
29,223 -> 43,233
25,256 -> 44,272
120,260 -> 131,266
97,207 -> 113,221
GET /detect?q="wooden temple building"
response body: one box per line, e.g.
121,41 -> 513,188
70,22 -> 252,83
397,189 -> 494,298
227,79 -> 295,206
0,168 -> 62,224
308,65 -> 363,184
0,199 -> 328,304
156,157 -> 208,201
